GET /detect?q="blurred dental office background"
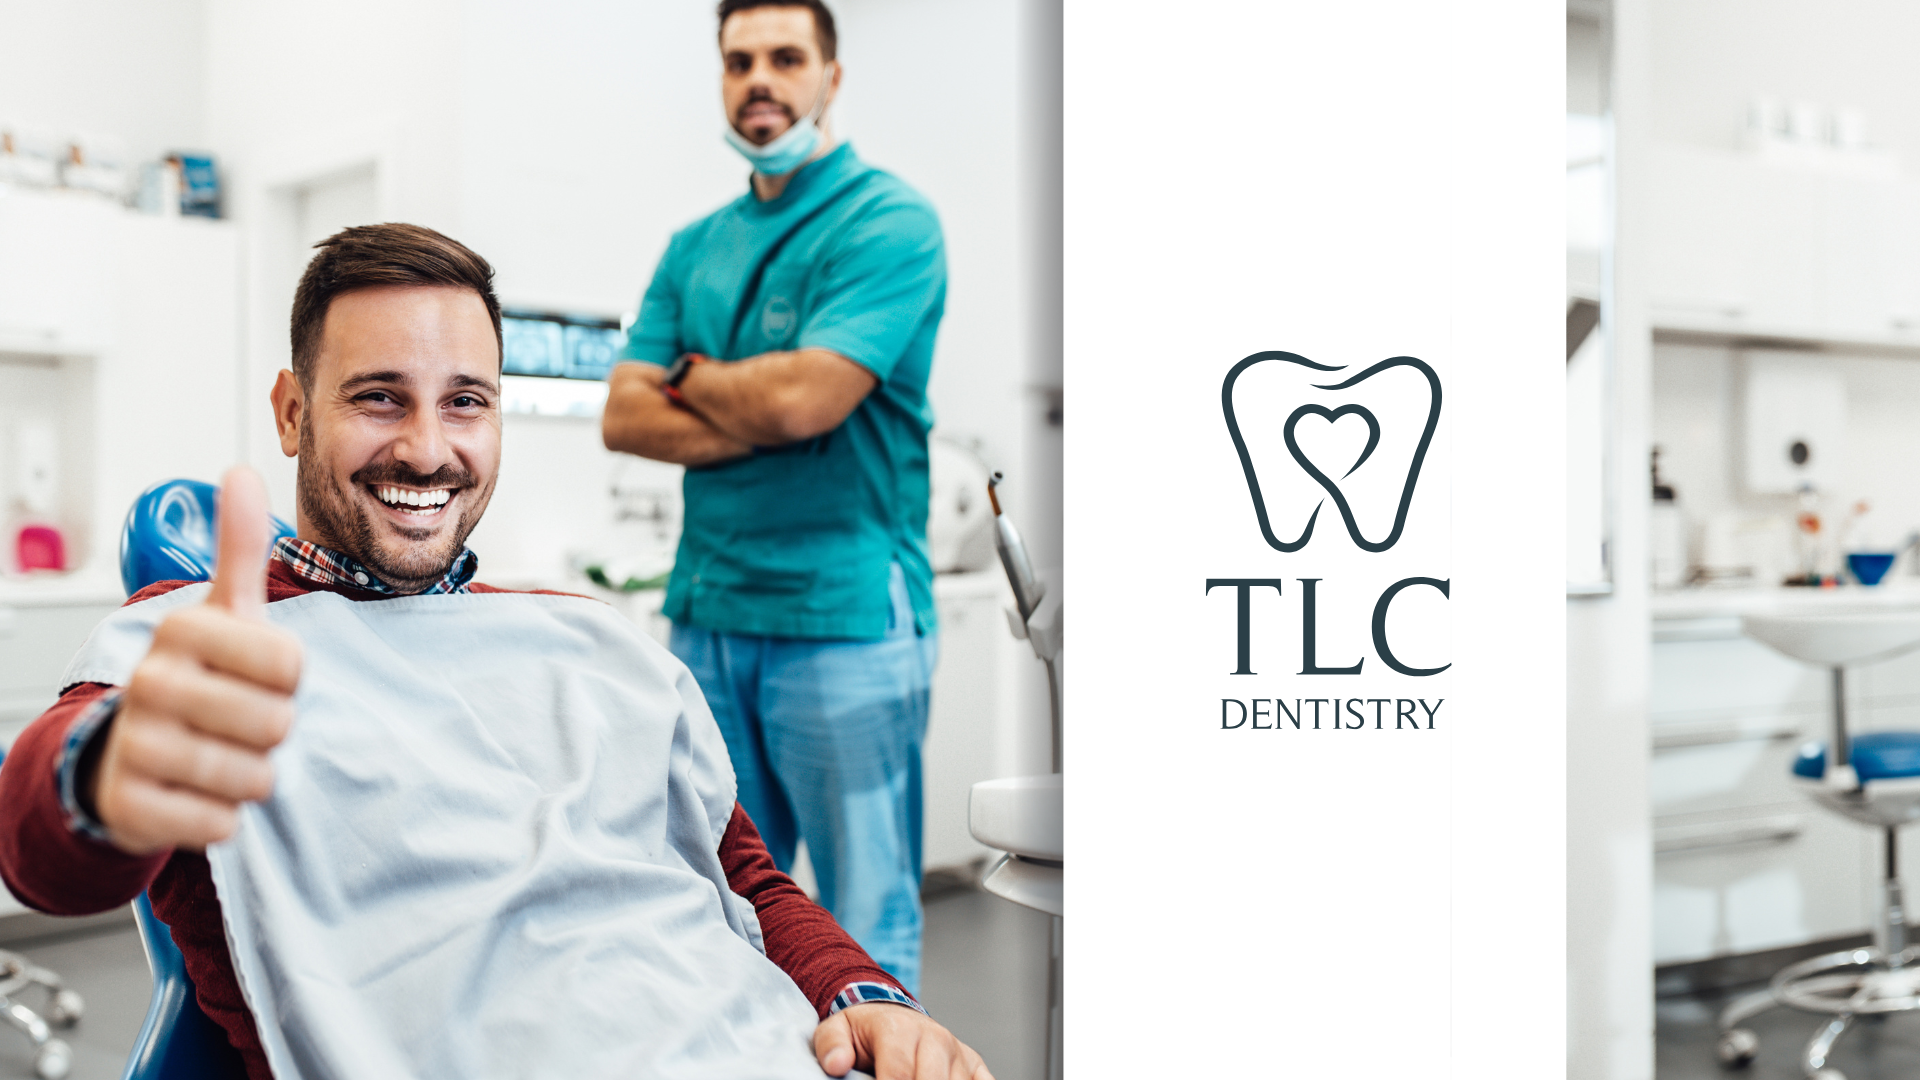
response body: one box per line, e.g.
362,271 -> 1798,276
1571,1 -> 1920,1077
0,2 -> 1060,1076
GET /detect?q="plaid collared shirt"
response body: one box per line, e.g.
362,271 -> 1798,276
272,537 -> 477,596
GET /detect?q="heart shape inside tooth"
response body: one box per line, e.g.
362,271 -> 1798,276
1285,404 -> 1381,481
1221,351 -> 1441,554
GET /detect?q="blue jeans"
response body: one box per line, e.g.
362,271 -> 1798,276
669,566 -> 938,994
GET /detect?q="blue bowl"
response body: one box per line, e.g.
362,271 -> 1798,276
1849,552 -> 1898,586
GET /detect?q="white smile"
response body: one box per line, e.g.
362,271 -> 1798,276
372,485 -> 453,517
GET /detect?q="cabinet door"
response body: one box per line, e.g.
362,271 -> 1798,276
1646,145 -> 1827,336
0,602 -> 124,741
1646,146 -> 1754,327
1651,634 -> 1825,720
1651,733 -> 1811,819
923,579 -> 1016,872
1819,175 -> 1905,340
0,194 -> 116,353
1653,804 -> 1869,964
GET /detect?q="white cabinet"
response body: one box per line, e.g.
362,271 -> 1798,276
0,188 -> 241,575
923,571 -> 1037,873
0,585 -> 129,922
0,193 -> 116,357
1646,144 -> 1920,345
0,591 -> 126,742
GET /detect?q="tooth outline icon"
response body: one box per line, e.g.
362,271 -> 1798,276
1221,351 -> 1442,554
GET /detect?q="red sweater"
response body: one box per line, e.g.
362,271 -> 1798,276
0,562 -> 900,1080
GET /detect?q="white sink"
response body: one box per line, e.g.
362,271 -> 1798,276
1742,609 -> 1920,667
969,774 -> 1061,861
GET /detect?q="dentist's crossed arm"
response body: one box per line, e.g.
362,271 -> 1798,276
88,466 -> 300,857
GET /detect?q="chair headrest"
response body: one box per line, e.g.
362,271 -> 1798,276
119,479 -> 295,596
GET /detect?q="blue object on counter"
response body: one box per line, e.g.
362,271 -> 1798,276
1849,551 -> 1898,586
172,153 -> 221,219
1793,731 -> 1920,781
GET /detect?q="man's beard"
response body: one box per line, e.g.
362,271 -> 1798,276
735,87 -> 795,138
296,417 -> 487,593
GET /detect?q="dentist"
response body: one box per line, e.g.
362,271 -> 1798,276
602,0 -> 946,994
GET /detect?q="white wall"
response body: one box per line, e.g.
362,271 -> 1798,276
0,0 -> 207,164
1568,0 -> 1654,1076
1651,0 -> 1920,162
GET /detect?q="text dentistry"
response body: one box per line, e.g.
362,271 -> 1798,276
1220,697 -> 1443,730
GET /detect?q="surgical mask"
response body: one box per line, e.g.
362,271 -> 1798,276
725,64 -> 835,176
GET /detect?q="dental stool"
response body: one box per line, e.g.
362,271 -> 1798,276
118,479 -> 290,1080
0,751 -> 84,1080
1715,610 -> 1920,1080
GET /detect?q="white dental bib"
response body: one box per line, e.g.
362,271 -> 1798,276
65,586 -> 828,1080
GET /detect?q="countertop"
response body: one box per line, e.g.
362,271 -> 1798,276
1652,580 -> 1920,640
0,569 -> 127,608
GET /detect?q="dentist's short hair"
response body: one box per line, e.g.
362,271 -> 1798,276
289,223 -> 503,389
717,0 -> 837,62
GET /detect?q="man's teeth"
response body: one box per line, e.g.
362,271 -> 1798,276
374,486 -> 452,513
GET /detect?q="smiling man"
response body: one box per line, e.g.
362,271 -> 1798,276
0,224 -> 988,1080
602,0 -> 947,998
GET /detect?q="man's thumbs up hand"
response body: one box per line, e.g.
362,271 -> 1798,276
205,465 -> 271,618
91,467 -> 304,856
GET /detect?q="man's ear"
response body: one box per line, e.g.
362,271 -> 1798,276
270,370 -> 303,458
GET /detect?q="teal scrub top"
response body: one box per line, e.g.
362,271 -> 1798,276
622,143 -> 946,640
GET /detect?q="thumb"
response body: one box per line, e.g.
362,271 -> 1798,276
206,466 -> 272,617
812,1012 -> 857,1078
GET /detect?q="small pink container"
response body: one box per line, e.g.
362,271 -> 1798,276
16,525 -> 65,572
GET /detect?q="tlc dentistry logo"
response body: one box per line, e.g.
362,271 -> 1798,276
1208,351 -> 1450,734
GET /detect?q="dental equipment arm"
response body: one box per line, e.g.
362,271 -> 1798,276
989,474 -> 1061,773
602,362 -> 753,466
668,347 -> 879,447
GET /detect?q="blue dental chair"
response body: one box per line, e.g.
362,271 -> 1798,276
118,479 -> 293,1080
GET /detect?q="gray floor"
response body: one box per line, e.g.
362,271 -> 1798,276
0,921 -> 151,1080
920,885 -> 1054,1080
1659,989 -> 1920,1079
0,884 -> 1051,1080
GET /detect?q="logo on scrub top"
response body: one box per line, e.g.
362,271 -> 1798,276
761,296 -> 798,342
1207,350 -> 1449,732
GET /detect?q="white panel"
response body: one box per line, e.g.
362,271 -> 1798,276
1650,635 -> 1825,719
1653,806 -> 1869,964
921,574 -> 1019,872
1067,0 -> 1561,1071
1741,352 -> 1847,495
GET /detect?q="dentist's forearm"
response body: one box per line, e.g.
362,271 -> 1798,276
675,348 -> 877,446
602,363 -> 752,466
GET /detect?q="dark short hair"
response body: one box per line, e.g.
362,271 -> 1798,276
717,0 -> 837,62
289,223 -> 502,387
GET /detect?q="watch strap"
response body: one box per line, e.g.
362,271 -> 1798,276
663,353 -> 704,388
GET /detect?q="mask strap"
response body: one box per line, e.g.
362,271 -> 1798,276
802,62 -> 836,125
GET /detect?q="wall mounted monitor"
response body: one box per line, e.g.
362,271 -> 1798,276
501,310 -> 623,381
